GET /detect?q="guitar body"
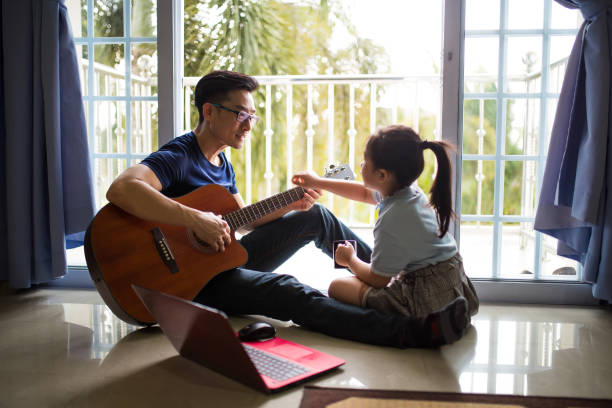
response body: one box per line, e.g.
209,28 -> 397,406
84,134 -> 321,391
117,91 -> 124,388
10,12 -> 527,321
85,184 -> 248,326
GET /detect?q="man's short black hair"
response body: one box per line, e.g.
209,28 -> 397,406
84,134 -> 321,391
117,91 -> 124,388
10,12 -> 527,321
194,70 -> 259,124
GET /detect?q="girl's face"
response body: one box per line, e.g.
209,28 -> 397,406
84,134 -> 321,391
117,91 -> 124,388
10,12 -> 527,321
360,154 -> 379,190
361,151 -> 397,197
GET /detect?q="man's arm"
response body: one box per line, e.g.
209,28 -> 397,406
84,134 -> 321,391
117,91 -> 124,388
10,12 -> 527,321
106,164 -> 231,252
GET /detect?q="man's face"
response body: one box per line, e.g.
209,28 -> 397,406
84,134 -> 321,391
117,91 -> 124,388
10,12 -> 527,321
207,89 -> 257,149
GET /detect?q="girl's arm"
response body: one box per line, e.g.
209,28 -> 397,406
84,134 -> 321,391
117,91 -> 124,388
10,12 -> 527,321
335,243 -> 391,288
292,170 -> 376,205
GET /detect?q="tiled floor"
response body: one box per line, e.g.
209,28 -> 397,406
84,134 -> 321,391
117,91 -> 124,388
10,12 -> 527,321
2,278 -> 612,407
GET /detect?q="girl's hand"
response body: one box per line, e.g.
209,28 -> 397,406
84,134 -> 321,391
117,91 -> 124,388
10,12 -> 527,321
292,171 -> 321,189
334,241 -> 356,267
287,188 -> 321,212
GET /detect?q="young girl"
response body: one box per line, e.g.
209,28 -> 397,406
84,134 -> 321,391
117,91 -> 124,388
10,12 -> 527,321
292,125 -> 479,322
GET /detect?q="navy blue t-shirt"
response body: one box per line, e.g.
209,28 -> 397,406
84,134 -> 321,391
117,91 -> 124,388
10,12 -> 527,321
141,131 -> 238,198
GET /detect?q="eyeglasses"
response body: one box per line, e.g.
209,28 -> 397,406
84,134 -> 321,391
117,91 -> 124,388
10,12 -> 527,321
210,103 -> 260,126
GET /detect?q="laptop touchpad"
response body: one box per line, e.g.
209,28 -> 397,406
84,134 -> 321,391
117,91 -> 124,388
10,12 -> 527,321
269,344 -> 313,359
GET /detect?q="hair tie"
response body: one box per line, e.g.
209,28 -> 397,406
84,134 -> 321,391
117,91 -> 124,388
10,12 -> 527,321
421,140 -> 431,149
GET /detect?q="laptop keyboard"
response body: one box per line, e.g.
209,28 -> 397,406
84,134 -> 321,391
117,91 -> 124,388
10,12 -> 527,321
243,345 -> 311,382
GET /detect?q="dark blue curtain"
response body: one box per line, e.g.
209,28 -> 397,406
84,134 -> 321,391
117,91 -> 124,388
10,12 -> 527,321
0,0 -> 95,288
535,0 -> 612,302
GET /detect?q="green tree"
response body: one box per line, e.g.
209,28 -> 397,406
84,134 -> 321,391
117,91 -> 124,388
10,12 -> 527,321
83,0 -> 156,75
183,0 -> 391,221
461,81 -> 525,216
86,0 -> 530,222
88,0 -> 124,66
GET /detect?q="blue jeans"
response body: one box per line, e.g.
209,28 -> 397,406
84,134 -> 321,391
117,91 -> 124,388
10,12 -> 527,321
194,204 -> 427,348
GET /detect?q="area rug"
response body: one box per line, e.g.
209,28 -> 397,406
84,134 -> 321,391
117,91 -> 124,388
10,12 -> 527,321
298,386 -> 612,408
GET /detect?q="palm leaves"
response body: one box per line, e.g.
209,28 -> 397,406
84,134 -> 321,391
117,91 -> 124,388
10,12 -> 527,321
183,1 -> 389,210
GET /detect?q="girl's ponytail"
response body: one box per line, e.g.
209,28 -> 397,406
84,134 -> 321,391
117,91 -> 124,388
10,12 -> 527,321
422,140 -> 456,237
366,125 -> 457,237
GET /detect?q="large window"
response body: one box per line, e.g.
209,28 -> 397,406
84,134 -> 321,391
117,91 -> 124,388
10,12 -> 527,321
65,0 -> 593,302
460,0 -> 582,281
67,0 -> 159,208
181,0 -> 443,226
181,0 -> 583,284
66,0 -> 158,266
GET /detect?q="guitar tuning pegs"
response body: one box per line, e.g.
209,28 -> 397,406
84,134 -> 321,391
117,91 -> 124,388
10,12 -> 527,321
328,164 -> 336,169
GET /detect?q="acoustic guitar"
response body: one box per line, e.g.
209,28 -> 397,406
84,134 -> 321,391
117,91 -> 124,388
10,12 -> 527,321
84,164 -> 355,326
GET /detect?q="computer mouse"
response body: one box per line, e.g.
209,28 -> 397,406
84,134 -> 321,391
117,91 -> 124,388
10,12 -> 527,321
238,321 -> 276,342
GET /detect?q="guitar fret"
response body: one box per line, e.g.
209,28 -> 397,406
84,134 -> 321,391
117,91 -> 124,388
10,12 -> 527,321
255,202 -> 264,218
269,195 -> 282,210
248,204 -> 256,219
225,187 -> 307,231
223,213 -> 232,230
252,203 -> 259,218
264,198 -> 273,213
270,196 -> 280,209
263,200 -> 271,213
225,213 -> 236,231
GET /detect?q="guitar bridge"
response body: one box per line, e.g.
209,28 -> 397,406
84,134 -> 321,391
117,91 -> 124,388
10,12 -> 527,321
151,227 -> 179,274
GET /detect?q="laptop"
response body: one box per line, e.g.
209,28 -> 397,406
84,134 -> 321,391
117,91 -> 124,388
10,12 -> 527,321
131,284 -> 345,393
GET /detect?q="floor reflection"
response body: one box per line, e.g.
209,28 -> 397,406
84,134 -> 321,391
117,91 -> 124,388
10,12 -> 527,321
459,312 -> 592,395
53,297 -> 612,400
62,303 -> 139,360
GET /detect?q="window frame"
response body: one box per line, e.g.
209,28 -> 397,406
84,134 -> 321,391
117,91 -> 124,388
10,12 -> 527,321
62,0 -> 167,285
158,0 -> 183,146
450,0 -> 595,304
64,0 -> 598,305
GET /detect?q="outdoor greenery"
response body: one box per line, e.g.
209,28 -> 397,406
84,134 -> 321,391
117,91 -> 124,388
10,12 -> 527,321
86,0 -> 529,223
462,83 -> 528,216
182,0 -> 444,223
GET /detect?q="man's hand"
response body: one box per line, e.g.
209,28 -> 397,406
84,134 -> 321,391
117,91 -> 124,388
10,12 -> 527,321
291,171 -> 321,189
287,188 -> 321,212
190,211 -> 231,252
334,241 -> 356,267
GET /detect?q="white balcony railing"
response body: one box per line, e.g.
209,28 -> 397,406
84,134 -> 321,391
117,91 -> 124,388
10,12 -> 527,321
183,74 -> 441,226
83,53 -> 567,222
78,56 -> 158,207
77,61 -> 575,277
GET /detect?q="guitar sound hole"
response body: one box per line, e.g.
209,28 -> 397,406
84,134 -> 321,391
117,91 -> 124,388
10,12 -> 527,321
186,229 -> 214,253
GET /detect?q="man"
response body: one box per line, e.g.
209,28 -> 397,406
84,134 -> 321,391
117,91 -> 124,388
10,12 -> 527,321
106,70 -> 468,348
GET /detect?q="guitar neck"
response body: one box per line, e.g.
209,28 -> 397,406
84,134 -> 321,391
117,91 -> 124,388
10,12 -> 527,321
223,186 -> 305,231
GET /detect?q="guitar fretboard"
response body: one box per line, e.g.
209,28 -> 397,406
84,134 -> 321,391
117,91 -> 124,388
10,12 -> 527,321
223,187 -> 305,231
